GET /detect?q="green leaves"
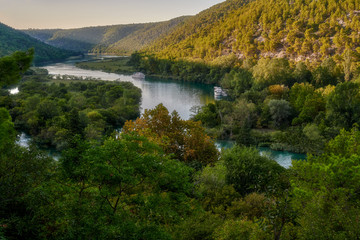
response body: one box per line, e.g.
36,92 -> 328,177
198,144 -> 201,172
223,145 -> 285,196
123,104 -> 219,167
326,82 -> 360,129
0,108 -> 16,151
0,49 -> 33,87
11,79 -> 141,150
289,127 -> 360,239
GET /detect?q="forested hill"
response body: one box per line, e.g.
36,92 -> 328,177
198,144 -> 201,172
23,16 -> 190,55
0,22 -> 76,64
146,0 -> 360,63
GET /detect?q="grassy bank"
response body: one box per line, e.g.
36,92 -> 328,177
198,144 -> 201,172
75,57 -> 136,74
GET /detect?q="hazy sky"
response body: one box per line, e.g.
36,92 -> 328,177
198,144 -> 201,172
0,0 -> 225,29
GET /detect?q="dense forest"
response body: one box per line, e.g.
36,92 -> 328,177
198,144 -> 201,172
0,22 -> 77,64
147,0 -> 360,63
23,16 -> 189,55
2,50 -> 360,239
2,0 -> 360,238
123,0 -> 360,156
6,75 -> 141,150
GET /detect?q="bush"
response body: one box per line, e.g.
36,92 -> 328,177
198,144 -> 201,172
223,145 -> 285,195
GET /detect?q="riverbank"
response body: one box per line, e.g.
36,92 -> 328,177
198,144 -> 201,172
73,56 -> 319,156
75,57 -> 136,75
75,56 -> 195,82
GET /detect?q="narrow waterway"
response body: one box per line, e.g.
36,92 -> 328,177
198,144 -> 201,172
215,140 -> 306,168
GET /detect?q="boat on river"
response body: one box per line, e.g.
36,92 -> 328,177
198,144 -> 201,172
214,86 -> 228,99
132,72 -> 145,79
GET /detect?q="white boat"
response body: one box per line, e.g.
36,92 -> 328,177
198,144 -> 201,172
214,86 -> 228,98
132,72 -> 145,79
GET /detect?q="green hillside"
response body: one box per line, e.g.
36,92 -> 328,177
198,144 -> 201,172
146,0 -> 360,63
23,16 -> 189,55
0,22 -> 76,64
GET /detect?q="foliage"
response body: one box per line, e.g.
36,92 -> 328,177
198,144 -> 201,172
0,49 -> 34,87
268,99 -> 292,128
76,57 -> 136,74
222,145 -> 285,196
123,104 -> 219,167
290,127 -> 360,239
0,22 -> 75,64
130,52 -> 233,84
252,58 -> 293,88
220,69 -> 253,98
0,107 -> 16,151
192,103 -> 221,128
10,76 -> 141,150
146,0 -> 360,64
172,210 -> 222,240
326,81 -> 360,129
24,16 -> 189,55
213,219 -> 270,240
271,126 -> 326,154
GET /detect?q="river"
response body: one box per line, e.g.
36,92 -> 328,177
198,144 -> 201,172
43,57 -> 214,120
15,56 -> 306,167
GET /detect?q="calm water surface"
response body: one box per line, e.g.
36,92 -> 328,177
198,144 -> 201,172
43,58 -> 214,120
215,140 -> 306,168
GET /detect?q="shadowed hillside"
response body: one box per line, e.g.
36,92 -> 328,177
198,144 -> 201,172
0,22 -> 76,64
23,16 -> 190,55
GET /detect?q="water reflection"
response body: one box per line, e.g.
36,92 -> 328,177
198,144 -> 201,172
43,60 -> 215,120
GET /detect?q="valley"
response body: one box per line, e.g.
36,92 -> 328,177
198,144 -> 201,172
1,0 -> 360,239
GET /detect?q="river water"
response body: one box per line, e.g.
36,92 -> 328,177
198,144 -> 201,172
43,58 -> 214,120
15,56 -> 305,167
215,140 -> 306,169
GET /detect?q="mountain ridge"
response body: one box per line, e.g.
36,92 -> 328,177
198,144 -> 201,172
145,0 -> 360,63
23,16 -> 190,55
0,22 -> 76,64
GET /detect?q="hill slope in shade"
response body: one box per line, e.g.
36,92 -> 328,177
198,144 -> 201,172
0,22 -> 76,64
23,16 -> 190,55
146,0 -> 360,63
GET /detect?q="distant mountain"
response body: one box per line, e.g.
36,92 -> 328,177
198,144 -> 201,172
146,0 -> 360,62
23,16 -> 190,55
0,22 -> 76,64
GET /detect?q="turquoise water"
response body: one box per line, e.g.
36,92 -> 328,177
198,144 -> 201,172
215,140 -> 306,168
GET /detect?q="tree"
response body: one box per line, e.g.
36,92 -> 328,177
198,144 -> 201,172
326,82 -> 360,129
0,107 -> 16,151
290,127 -> 360,239
312,57 -> 343,87
0,145 -> 53,239
123,104 -> 219,167
251,58 -> 293,89
289,83 -> 326,125
220,69 -> 253,98
289,83 -> 315,113
192,103 -> 220,128
0,49 -> 34,86
26,134 -> 194,239
268,100 -> 292,128
223,145 -> 285,196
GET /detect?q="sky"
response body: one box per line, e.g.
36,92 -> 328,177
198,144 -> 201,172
0,0 -> 225,29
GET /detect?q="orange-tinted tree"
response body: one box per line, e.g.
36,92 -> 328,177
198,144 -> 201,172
123,104 -> 219,166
